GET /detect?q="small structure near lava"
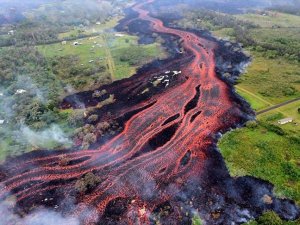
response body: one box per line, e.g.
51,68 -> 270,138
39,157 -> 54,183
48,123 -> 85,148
15,89 -> 27,95
278,118 -> 293,125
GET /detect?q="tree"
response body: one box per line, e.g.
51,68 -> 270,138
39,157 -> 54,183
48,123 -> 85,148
97,121 -> 110,132
82,133 -> 97,149
68,110 -> 85,127
257,211 -> 282,225
58,155 -> 70,167
75,172 -> 100,194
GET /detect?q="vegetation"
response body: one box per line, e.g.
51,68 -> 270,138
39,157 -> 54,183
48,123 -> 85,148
177,8 -> 300,62
243,211 -> 300,225
237,51 -> 300,105
73,119 -> 120,149
192,215 -> 203,225
219,120 -> 300,204
177,8 -> 257,46
38,33 -> 165,81
75,172 -> 101,194
214,10 -> 300,224
0,0 -> 130,47
0,0 -> 165,160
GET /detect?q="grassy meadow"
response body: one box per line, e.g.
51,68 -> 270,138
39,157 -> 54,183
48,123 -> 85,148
236,52 -> 300,106
38,33 -> 165,81
213,10 -> 300,211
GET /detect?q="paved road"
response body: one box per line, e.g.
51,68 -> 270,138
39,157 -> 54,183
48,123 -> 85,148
257,97 -> 300,115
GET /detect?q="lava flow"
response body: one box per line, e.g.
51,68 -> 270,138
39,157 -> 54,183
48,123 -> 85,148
0,0 -> 299,224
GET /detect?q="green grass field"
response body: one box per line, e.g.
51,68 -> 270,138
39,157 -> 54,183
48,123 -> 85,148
58,17 -> 123,39
236,86 -> 271,111
217,11 -> 300,209
219,123 -> 300,204
236,51 -> 300,105
258,101 -> 300,132
235,11 -> 300,28
38,33 -> 165,81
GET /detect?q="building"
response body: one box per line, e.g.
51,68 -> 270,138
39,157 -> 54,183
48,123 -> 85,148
115,33 -> 125,37
15,89 -> 27,95
0,120 -> 4,125
8,30 -> 14,35
278,118 -> 293,125
61,41 -> 67,45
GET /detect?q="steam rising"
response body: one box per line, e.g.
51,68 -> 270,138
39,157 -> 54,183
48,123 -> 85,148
21,124 -> 72,148
0,199 -> 80,225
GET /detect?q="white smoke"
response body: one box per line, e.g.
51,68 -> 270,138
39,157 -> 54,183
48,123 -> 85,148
0,199 -> 80,225
21,124 -> 72,148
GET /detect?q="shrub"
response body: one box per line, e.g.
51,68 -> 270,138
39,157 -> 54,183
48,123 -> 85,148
281,162 -> 300,181
92,89 -> 107,98
283,87 -> 296,96
246,120 -> 258,129
87,114 -> 98,123
260,122 -> 285,136
265,113 -> 283,122
75,172 -> 100,194
96,94 -> 115,109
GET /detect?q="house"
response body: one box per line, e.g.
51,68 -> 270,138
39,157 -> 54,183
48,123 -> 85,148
15,89 -> 27,95
278,118 -> 293,125
0,92 -> 3,96
115,33 -> 125,37
61,41 -> 67,45
8,30 -> 14,35
173,71 -> 182,75
96,21 -> 101,25
0,120 -> 4,125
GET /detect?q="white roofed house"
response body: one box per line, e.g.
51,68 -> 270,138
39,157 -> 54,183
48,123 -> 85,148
0,120 -> 5,125
115,33 -> 125,37
15,89 -> 27,95
278,118 -> 293,125
8,30 -> 14,35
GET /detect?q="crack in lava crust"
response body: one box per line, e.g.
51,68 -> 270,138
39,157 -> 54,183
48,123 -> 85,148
0,0 -> 299,224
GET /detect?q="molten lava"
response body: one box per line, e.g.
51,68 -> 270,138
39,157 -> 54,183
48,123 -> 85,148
0,0 -> 299,224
